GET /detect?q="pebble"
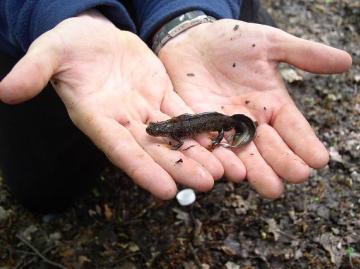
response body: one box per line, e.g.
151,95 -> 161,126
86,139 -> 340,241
176,189 -> 196,206
351,171 -> 360,183
317,205 -> 330,219
49,231 -> 62,242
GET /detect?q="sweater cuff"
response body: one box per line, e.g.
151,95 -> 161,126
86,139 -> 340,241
138,0 -> 242,43
15,0 -> 136,51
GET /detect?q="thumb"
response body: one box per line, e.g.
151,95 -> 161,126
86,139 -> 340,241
0,33 -> 61,104
270,29 -> 352,74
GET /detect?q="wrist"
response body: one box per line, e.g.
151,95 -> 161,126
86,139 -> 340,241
152,10 -> 216,55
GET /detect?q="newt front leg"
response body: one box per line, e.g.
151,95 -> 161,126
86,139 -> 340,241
170,136 -> 184,150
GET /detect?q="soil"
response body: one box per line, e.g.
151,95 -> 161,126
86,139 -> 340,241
1,1 -> 359,268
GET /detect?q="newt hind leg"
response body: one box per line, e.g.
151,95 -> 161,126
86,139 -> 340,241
211,129 -> 225,149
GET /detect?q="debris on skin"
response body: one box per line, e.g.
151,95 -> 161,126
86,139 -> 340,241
245,100 -> 250,104
186,73 -> 195,77
264,106 -> 267,111
232,62 -> 236,68
183,145 -> 196,151
122,120 -> 131,128
233,24 -> 240,31
252,43 -> 256,47
175,158 -> 183,164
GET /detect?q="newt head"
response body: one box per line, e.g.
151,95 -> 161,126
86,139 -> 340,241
146,122 -> 163,136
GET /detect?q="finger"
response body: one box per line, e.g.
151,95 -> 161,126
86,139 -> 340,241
212,147 -> 246,182
76,115 -> 178,199
129,121 -> 215,192
234,143 -> 284,199
0,33 -> 61,104
160,91 -> 224,180
272,103 -> 329,169
271,29 -> 352,74
254,123 -> 311,183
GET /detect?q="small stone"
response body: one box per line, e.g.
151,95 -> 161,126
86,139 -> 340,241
176,189 -> 196,206
224,261 -> 240,269
317,205 -> 330,219
49,232 -> 62,242
351,171 -> 360,183
294,249 -> 303,259
354,74 -> 360,83
128,243 -> 140,252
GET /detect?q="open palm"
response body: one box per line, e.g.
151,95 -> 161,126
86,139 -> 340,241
159,20 -> 352,198
0,11 -> 225,199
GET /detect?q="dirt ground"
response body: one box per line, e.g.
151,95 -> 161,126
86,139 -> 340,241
1,1 -> 359,268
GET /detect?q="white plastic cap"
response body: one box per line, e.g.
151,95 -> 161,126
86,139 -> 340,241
176,188 -> 196,206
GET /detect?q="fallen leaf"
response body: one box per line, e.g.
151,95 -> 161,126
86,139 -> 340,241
318,233 -> 344,268
280,68 -> 303,83
265,218 -> 281,241
224,261 -> 240,269
104,204 -> 113,221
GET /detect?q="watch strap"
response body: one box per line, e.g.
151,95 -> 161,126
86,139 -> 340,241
152,10 -> 216,54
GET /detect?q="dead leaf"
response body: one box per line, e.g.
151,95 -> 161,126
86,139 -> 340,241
104,204 -> 113,221
318,233 -> 344,268
221,237 -> 241,256
265,218 -> 281,241
329,147 -> 344,163
224,261 -> 240,269
128,242 -> 140,252
78,255 -> 91,266
280,68 -> 303,83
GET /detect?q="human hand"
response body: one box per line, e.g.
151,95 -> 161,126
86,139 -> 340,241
0,10 -> 226,199
158,20 -> 352,198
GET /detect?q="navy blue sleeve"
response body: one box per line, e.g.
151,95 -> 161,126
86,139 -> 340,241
132,0 -> 243,43
0,0 -> 136,57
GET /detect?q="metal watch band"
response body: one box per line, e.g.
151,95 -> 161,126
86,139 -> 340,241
152,10 -> 216,54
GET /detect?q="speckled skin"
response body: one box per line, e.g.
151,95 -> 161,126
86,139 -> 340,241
146,112 -> 256,149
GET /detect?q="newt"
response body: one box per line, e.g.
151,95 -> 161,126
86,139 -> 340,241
146,112 -> 257,150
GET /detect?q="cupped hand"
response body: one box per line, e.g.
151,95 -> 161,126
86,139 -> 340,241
0,10 -> 226,199
159,19 -> 352,198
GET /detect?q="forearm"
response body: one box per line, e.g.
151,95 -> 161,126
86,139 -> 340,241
132,0 -> 243,43
0,0 -> 135,56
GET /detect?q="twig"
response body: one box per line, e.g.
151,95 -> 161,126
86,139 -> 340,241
189,243 -> 202,269
15,246 -> 56,269
116,252 -> 142,264
16,235 -> 67,269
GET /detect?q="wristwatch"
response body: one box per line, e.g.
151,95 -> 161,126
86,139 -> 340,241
152,10 -> 216,54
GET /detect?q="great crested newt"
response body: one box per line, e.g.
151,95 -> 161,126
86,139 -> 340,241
146,112 -> 257,150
